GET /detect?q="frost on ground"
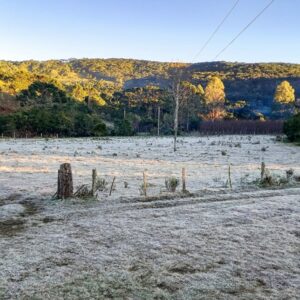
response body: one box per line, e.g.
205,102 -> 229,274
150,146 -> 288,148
0,135 -> 300,199
0,189 -> 299,299
0,136 -> 299,299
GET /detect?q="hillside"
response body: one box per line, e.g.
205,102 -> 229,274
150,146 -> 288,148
0,58 -> 300,122
1,59 -> 300,99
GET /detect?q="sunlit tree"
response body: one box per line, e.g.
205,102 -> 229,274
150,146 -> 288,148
274,81 -> 295,104
204,76 -> 226,120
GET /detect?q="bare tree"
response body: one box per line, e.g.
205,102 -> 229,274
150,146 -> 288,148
169,65 -> 186,152
157,105 -> 161,136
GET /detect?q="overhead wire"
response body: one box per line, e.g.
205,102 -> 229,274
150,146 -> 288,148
213,0 -> 276,60
192,0 -> 240,62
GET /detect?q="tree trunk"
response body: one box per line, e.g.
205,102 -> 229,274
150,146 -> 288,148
157,105 -> 161,136
174,92 -> 179,152
186,110 -> 190,132
57,163 -> 73,199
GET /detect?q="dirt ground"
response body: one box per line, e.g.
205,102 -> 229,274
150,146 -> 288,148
0,136 -> 299,299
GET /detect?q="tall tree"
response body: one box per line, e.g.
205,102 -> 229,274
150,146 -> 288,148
180,81 -> 201,131
169,65 -> 186,151
204,76 -> 226,120
141,85 -> 162,136
274,81 -> 295,104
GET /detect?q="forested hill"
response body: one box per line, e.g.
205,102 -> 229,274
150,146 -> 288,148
1,59 -> 300,113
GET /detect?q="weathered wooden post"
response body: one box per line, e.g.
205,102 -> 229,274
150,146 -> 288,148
57,163 -> 73,199
109,177 -> 116,196
261,162 -> 266,181
228,164 -> 232,189
143,171 -> 147,196
157,105 -> 160,136
92,169 -> 97,197
182,167 -> 187,193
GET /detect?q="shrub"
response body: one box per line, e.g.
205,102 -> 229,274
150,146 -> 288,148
114,119 -> 134,136
284,113 -> 300,142
165,177 -> 179,192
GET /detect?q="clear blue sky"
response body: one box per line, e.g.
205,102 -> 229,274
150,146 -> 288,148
0,0 -> 299,63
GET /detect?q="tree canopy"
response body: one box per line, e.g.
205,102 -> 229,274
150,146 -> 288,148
274,80 -> 295,104
204,76 -> 225,104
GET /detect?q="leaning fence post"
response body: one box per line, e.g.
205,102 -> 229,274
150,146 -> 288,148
182,167 -> 187,193
57,163 -> 73,199
109,176 -> 116,196
92,169 -> 97,197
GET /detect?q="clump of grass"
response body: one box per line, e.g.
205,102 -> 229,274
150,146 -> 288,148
241,165 -> 300,189
286,169 -> 294,180
139,183 -> 148,196
74,185 -> 92,198
95,178 -> 108,192
165,177 -> 179,193
259,168 -> 295,188
260,170 -> 280,187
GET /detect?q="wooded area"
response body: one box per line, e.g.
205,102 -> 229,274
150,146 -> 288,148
0,59 -> 299,139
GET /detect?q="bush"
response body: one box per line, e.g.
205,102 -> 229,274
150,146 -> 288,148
114,119 -> 134,136
165,177 -> 179,192
0,106 -> 107,137
284,113 -> 300,142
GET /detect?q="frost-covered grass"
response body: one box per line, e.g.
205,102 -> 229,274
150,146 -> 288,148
0,136 -> 300,299
0,135 -> 300,200
0,188 -> 300,299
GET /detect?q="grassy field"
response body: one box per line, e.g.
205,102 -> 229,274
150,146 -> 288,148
0,136 -> 299,299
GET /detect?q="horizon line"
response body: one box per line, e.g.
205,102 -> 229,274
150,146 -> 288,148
0,57 -> 299,65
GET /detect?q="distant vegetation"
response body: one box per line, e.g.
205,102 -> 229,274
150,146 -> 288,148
0,59 -> 299,137
284,113 -> 300,142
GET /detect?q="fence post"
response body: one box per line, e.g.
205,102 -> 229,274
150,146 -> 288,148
109,177 -> 116,196
143,171 -> 147,196
228,164 -> 232,189
57,163 -> 73,199
182,167 -> 187,193
92,169 -> 97,197
261,162 -> 266,181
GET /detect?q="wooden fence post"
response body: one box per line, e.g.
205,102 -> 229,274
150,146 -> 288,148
57,163 -> 73,199
109,177 -> 116,196
92,169 -> 97,197
228,164 -> 232,190
143,172 -> 147,197
182,167 -> 187,193
261,162 -> 266,181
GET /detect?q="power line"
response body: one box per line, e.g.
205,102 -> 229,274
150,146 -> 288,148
193,0 -> 240,62
213,0 -> 275,60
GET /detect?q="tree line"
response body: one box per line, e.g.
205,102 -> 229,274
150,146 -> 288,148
0,63 -> 298,139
